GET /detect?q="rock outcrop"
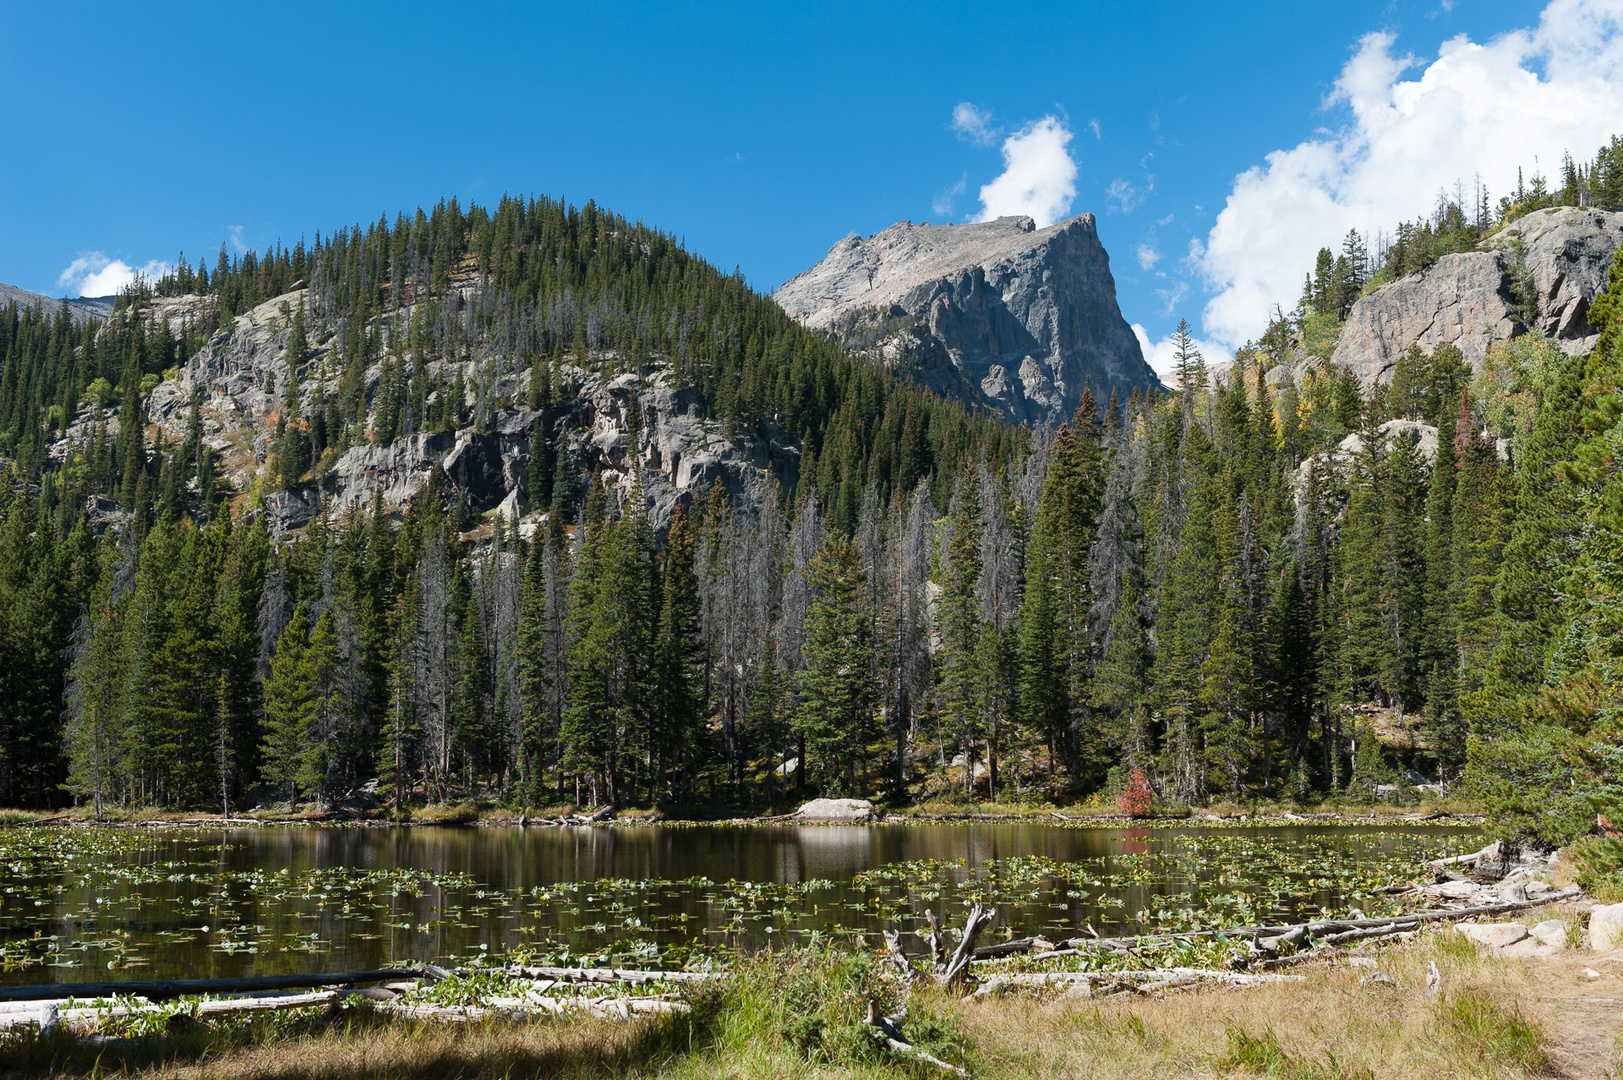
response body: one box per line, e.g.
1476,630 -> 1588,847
99,288 -> 797,538
773,214 -> 1158,427
1331,207 -> 1623,388
1484,206 -> 1623,344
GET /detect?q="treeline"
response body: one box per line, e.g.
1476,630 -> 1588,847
1,240 -> 1617,832
3,187 -> 1622,844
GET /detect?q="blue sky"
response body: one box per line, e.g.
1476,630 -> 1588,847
5,0 -> 1621,372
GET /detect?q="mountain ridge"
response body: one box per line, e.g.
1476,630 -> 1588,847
774,213 -> 1158,427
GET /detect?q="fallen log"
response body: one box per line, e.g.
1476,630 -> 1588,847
973,968 -> 1305,999
0,968 -> 423,1004
972,884 -> 1583,963
0,991 -> 343,1029
504,966 -> 720,986
373,994 -> 686,1024
1319,920 -> 1420,946
977,968 -> 1306,987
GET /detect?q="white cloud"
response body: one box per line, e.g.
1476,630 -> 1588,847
1198,0 -> 1623,349
227,225 -> 248,253
933,174 -> 967,217
1156,280 -> 1190,316
951,102 -> 1001,146
1088,118 -> 1102,140
1106,175 -> 1154,213
971,116 -> 1078,227
1136,244 -> 1162,270
1133,322 -> 1234,380
57,253 -> 172,297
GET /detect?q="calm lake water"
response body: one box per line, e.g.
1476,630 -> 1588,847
0,822 -> 1482,986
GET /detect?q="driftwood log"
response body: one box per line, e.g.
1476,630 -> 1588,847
974,967 -> 1306,999
0,991 -> 351,1030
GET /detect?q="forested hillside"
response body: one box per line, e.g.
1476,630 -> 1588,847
1,174 -> 1621,844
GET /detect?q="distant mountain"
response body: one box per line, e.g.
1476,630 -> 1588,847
774,213 -> 1159,427
0,281 -> 115,322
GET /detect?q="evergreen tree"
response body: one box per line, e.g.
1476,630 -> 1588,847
261,604 -> 314,806
794,534 -> 876,794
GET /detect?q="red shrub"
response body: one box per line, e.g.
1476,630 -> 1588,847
1118,766 -> 1154,818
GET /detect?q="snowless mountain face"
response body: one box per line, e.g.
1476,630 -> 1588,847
1331,207 -> 1623,389
0,282 -> 115,323
54,287 -> 795,539
774,213 -> 1160,428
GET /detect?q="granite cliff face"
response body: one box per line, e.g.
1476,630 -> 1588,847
1331,207 -> 1623,388
774,214 -> 1158,427
60,288 -> 794,538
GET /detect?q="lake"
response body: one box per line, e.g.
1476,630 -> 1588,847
0,821 -> 1482,985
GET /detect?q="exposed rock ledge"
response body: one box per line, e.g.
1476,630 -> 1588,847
1331,207 -> 1623,389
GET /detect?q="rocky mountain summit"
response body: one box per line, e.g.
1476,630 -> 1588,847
773,214 -> 1158,427
1331,207 -> 1623,388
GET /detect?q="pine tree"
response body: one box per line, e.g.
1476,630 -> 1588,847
794,533 -> 876,795
261,604 -> 314,806
654,507 -> 704,801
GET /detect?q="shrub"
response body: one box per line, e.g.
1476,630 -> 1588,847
1118,767 -> 1154,818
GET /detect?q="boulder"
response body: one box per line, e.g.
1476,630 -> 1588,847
1589,904 -> 1623,951
1455,922 -> 1529,950
775,214 -> 1160,426
796,798 -> 876,822
1435,879 -> 1481,899
1530,919 -> 1568,949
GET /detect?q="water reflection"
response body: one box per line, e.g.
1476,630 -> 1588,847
0,822 -> 1479,987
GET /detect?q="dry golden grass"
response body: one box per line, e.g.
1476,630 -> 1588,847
3,927 -> 1618,1080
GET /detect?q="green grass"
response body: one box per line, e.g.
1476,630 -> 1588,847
1433,988 -> 1549,1075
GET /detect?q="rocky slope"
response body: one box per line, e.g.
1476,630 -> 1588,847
773,214 -> 1158,427
1331,207 -> 1623,388
0,282 -> 115,323
61,289 -> 795,537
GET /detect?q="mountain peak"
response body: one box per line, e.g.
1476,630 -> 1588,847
774,212 -> 1154,427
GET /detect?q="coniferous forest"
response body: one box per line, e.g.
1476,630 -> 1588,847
1,157 -> 1622,848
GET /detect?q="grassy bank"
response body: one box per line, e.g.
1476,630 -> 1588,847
1,928 -> 1609,1080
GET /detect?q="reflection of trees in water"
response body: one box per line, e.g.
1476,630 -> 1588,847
5,823 -> 1480,984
